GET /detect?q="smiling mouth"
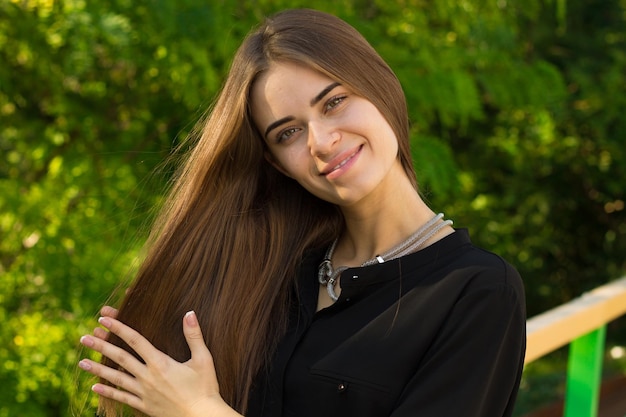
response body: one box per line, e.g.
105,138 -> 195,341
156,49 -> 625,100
322,146 -> 362,176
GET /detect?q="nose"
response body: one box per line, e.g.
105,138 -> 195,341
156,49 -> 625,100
308,121 -> 340,157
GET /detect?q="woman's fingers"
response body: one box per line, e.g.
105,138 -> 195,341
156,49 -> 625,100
79,319 -> 156,403
91,306 -> 118,341
79,312 -> 231,417
93,326 -> 109,340
183,311 -> 211,362
100,305 -> 119,318
80,326 -> 146,379
78,358 -> 141,395
90,381 -> 144,412
182,311 -> 220,395
96,316 -> 158,365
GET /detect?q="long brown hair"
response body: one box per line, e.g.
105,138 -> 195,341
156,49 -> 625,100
99,8 -> 416,416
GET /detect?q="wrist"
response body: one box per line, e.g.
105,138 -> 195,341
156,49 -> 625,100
188,395 -> 243,417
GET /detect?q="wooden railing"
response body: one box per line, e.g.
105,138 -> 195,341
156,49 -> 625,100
525,275 -> 626,417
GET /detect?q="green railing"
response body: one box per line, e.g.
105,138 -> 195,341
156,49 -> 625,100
525,275 -> 626,417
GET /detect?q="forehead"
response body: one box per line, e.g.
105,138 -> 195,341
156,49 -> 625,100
253,61 -> 332,97
250,62 -> 336,120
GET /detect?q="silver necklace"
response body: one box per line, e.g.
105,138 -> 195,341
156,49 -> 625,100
318,213 -> 453,302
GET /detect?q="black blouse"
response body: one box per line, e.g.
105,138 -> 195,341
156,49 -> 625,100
247,229 -> 526,417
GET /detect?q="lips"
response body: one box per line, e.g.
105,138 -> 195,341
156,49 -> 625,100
320,145 -> 362,176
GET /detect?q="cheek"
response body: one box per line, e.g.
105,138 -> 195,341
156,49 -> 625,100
376,122 -> 399,154
268,147 -> 308,179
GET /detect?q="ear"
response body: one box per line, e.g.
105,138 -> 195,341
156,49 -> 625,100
264,151 -> 292,178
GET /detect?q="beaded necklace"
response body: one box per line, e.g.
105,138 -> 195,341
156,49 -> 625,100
318,213 -> 453,301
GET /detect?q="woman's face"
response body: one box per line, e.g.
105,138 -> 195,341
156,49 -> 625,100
250,62 -> 403,208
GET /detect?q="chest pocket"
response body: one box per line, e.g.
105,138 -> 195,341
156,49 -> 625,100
304,367 -> 396,417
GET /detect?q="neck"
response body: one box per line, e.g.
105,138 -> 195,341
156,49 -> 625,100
334,177 -> 449,267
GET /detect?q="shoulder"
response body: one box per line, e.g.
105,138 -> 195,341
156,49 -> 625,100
415,228 -> 523,292
463,245 -> 523,294
444,244 -> 526,327
418,229 -> 525,311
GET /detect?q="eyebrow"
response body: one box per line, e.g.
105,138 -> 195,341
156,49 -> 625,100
264,116 -> 295,138
310,82 -> 341,107
263,82 -> 342,138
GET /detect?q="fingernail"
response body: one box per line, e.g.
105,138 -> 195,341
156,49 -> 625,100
185,310 -> 198,327
80,335 -> 95,347
78,360 -> 92,370
92,384 -> 105,394
98,317 -> 112,328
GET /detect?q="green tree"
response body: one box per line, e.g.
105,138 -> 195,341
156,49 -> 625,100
1,0 -> 624,415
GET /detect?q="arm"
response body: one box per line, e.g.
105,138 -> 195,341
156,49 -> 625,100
391,280 -> 526,417
79,308 -> 243,417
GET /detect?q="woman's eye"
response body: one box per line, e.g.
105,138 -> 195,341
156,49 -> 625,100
325,95 -> 347,112
277,127 -> 300,143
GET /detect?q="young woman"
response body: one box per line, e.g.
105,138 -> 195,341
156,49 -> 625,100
78,8 -> 526,417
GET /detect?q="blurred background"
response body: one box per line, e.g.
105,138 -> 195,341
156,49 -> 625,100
1,0 -> 624,415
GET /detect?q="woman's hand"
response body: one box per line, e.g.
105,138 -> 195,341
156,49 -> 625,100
79,309 -> 242,417
91,305 -> 118,341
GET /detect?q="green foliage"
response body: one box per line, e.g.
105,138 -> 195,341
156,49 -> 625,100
0,0 -> 624,415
